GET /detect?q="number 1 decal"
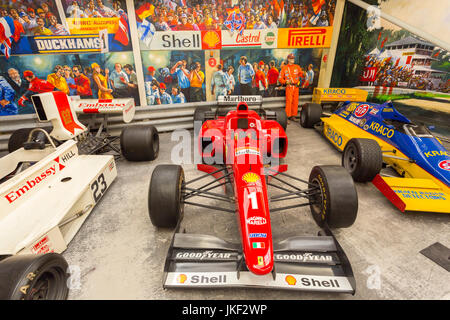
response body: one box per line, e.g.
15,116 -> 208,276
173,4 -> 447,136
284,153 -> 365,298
248,192 -> 258,210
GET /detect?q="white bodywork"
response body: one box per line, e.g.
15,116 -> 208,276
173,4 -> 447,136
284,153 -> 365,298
71,97 -> 135,123
0,91 -> 118,256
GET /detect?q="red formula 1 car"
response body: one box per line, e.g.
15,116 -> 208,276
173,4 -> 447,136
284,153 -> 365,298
148,96 -> 359,293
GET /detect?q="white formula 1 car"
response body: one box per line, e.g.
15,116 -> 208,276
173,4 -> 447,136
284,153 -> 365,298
0,92 -> 158,300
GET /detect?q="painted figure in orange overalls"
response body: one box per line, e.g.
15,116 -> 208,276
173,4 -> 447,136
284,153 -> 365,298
278,53 -> 304,123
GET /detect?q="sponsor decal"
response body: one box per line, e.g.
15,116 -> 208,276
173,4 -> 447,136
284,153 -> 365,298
394,190 -> 447,200
177,274 -> 187,284
323,88 -> 346,94
354,104 -> 370,118
364,124 -> 370,130
348,115 -> 360,125
247,216 -> 267,225
438,160 -> 450,171
141,31 -> 201,50
368,122 -> 395,138
252,242 -> 265,249
175,250 -> 234,260
109,161 -> 115,172
66,17 -> 121,35
383,107 -> 394,112
277,27 -> 333,48
190,274 -> 227,284
369,108 -> 379,115
79,101 -> 127,109
31,236 -> 54,254
242,172 -> 260,183
359,118 -> 367,127
221,29 -> 262,48
221,95 -> 261,103
264,31 -> 276,46
274,253 -> 333,262
285,275 -> 297,285
202,30 -> 222,49
4,158 -> 64,204
360,67 -> 377,82
60,150 -> 76,163
325,126 -> 343,147
425,151 -> 450,158
249,233 -> 267,238
346,103 -> 359,113
257,256 -> 264,266
34,35 -> 102,54
235,147 -> 260,156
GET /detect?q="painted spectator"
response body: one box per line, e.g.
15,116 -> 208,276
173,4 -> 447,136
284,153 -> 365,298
170,60 -> 191,102
225,66 -> 235,95
123,64 -> 139,104
146,66 -> 156,82
49,15 -> 69,35
147,79 -> 161,105
109,63 -> 129,98
211,64 -> 228,100
85,0 -> 101,18
267,60 -> 279,97
255,61 -> 267,96
19,70 -> 55,107
27,8 -> 37,24
72,65 -> 93,98
237,56 -> 255,95
67,1 -> 86,18
304,64 -> 314,88
159,82 -> 173,104
266,15 -> 277,29
189,62 -> 205,102
21,14 -> 38,35
47,65 -> 69,95
0,77 -> 18,116
34,17 -> 52,35
63,65 -> 77,96
96,0 -> 117,17
92,63 -> 113,99
171,86 -> 186,104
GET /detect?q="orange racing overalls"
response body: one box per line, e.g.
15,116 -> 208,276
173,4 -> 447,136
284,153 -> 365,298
278,64 -> 304,117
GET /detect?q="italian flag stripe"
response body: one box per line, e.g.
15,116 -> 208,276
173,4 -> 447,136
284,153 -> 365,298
252,242 -> 264,248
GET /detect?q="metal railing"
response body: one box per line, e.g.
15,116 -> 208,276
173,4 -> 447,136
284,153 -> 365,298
0,96 -> 312,152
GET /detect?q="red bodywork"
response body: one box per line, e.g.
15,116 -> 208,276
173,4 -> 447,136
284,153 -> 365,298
197,103 -> 288,275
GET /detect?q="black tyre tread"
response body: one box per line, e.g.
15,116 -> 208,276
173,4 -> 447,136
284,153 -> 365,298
0,253 -> 69,300
120,125 -> 159,161
342,138 -> 382,182
308,165 -> 358,228
274,109 -> 288,132
300,103 -> 322,128
148,165 -> 184,228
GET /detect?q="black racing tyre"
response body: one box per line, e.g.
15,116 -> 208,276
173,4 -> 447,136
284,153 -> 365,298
308,165 -> 358,228
0,253 -> 69,300
300,103 -> 322,128
120,125 -> 159,161
148,165 -> 185,228
274,109 -> 288,132
342,138 -> 382,182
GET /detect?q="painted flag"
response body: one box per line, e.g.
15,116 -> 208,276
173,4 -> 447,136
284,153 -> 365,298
114,15 -> 129,46
395,58 -> 400,67
380,37 -> 388,49
226,5 -> 240,15
138,19 -> 155,46
278,0 -> 286,27
312,0 -> 326,15
12,20 -> 24,42
377,31 -> 382,41
135,3 -> 153,22
310,12 -> 320,25
0,16 -> 15,59
433,50 -> 440,57
252,242 -> 265,249
405,55 -> 412,64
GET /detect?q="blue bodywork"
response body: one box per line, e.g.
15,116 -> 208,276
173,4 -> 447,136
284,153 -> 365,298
336,101 -> 450,187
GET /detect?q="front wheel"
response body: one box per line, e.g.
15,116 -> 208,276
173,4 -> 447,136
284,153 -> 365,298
148,165 -> 185,228
342,138 -> 382,182
308,165 -> 358,228
300,103 -> 322,128
0,253 -> 69,300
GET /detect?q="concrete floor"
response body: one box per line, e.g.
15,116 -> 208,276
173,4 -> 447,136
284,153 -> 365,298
64,122 -> 450,300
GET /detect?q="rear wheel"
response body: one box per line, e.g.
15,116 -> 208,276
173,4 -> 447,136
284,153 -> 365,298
274,109 -> 287,132
148,165 -> 185,228
120,125 -> 159,161
300,103 -> 322,128
342,138 -> 382,182
0,253 -> 69,300
308,165 -> 358,228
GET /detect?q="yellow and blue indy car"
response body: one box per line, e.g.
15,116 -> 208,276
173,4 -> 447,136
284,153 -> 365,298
300,100 -> 450,214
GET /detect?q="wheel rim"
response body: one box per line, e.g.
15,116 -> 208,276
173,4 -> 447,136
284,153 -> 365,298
344,145 -> 358,172
309,178 -> 324,217
27,268 -> 64,300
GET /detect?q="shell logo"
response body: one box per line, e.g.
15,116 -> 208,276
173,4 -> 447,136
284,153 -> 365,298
203,31 -> 221,49
285,275 -> 297,286
242,172 -> 260,183
177,274 -> 187,284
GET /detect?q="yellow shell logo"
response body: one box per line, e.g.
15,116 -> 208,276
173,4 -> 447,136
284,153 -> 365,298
285,275 -> 297,286
203,31 -> 220,48
242,172 -> 260,183
177,274 -> 187,284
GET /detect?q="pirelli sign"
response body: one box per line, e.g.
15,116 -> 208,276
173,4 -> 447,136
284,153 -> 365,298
277,27 -> 333,49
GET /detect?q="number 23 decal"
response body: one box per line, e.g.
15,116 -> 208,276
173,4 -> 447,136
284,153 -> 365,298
91,173 -> 107,202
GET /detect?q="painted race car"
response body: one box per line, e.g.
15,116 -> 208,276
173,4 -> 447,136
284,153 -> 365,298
300,98 -> 450,214
0,91 -> 159,300
148,96 -> 359,293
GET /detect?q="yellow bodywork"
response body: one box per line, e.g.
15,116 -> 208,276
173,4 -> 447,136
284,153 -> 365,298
312,88 -> 368,104
322,114 -> 450,213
